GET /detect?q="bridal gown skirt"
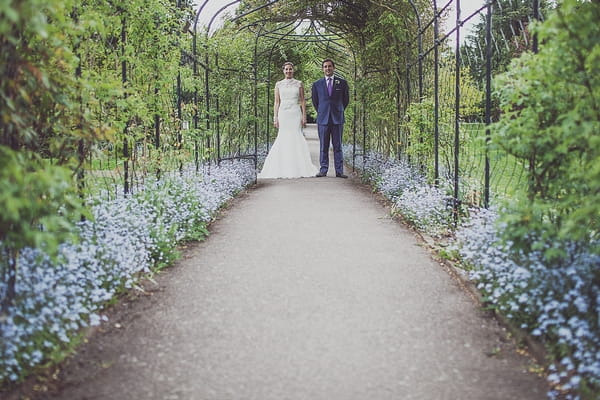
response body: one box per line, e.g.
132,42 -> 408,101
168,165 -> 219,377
258,107 -> 318,179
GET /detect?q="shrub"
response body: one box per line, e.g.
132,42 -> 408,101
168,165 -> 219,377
455,209 -> 600,399
492,0 -> 600,256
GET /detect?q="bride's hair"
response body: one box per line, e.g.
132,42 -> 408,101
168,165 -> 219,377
282,61 -> 294,70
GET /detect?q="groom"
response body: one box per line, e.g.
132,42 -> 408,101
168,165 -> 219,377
311,59 -> 350,178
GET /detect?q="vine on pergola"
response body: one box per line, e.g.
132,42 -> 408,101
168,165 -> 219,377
233,0 -> 429,79
197,0 -> 435,157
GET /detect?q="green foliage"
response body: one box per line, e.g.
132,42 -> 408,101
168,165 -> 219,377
461,0 -> 554,87
1,0 -> 88,311
0,146 -> 85,312
492,0 -> 600,256
403,100 -> 437,168
403,58 -> 484,183
353,3 -> 415,154
1,0 -> 87,154
230,0 -> 425,153
206,26 -> 260,151
0,147 -> 83,253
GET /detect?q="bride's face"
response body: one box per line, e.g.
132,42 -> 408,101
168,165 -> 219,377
283,64 -> 294,79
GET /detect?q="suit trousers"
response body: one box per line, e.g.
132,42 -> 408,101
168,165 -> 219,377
317,123 -> 344,175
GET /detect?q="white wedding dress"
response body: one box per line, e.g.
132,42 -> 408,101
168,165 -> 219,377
258,79 -> 318,179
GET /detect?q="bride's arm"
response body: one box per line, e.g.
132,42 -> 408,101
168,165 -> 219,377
273,82 -> 281,128
299,82 -> 307,127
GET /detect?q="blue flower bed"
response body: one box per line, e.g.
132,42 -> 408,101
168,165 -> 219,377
455,209 -> 600,399
0,160 -> 255,384
346,146 -> 453,238
345,146 -> 600,399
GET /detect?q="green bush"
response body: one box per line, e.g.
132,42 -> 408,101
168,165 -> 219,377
492,0 -> 600,258
0,146 -> 85,313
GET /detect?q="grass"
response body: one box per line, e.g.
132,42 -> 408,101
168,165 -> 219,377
452,122 -> 526,206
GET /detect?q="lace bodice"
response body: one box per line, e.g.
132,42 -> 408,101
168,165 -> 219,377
277,79 -> 302,110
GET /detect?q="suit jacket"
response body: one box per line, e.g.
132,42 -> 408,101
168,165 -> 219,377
311,76 -> 350,125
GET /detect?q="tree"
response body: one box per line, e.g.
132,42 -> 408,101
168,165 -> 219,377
460,0 -> 553,87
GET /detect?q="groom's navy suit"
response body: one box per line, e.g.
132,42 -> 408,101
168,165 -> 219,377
311,75 -> 350,175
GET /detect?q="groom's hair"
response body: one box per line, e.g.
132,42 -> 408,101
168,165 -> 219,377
322,59 -> 335,67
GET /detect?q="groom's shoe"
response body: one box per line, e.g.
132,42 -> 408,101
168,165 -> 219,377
316,172 -> 327,177
336,173 -> 348,179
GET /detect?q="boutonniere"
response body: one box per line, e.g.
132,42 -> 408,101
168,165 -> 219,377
334,79 -> 340,85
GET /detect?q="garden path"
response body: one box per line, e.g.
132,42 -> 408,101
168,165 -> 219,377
33,125 -> 547,399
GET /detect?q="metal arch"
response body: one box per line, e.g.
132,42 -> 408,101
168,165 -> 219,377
432,0 -> 440,186
254,31 -> 352,71
206,0 -> 243,34
408,0 -> 423,101
252,23 -> 267,170
234,13 -> 366,168
242,20 -> 354,76
188,0 -> 285,169
241,16 -> 358,151
197,1 -> 361,80
197,2 -> 360,79
234,16 -> 353,55
262,19 -> 309,148
484,0 -> 493,208
251,20 -> 355,83
229,0 -> 283,25
186,0 -> 375,174
302,21 -> 359,169
229,12 -> 359,133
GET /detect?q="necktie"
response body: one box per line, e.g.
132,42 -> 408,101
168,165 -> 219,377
327,78 -> 332,96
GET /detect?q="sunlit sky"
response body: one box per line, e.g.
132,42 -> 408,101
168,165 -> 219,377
194,0 -> 486,37
194,0 -> 239,31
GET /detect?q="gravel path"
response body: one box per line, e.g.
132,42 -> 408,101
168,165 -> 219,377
26,126 -> 548,399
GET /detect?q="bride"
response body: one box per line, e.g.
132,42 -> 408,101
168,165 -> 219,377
258,62 -> 318,179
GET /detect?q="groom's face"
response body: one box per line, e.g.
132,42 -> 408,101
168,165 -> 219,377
322,61 -> 334,77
